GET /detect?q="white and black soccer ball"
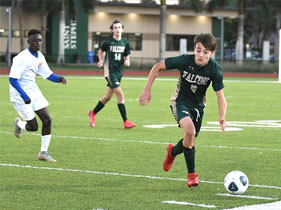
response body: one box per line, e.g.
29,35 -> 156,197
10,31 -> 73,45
224,171 -> 249,195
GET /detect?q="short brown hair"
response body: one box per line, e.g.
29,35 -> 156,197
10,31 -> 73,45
194,33 -> 217,51
110,19 -> 124,30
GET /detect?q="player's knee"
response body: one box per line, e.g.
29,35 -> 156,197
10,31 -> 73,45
42,116 -> 52,127
184,128 -> 195,139
26,122 -> 38,131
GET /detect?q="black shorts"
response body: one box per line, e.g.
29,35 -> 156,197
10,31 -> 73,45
105,75 -> 122,89
170,101 -> 204,137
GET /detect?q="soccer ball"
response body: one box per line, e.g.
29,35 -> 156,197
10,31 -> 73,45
224,171 -> 249,195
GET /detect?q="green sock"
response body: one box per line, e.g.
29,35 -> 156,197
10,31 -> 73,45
118,103 -> 127,122
171,138 -> 184,156
183,146 -> 195,173
93,100 -> 105,114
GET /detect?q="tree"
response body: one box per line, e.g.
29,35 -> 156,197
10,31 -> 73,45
207,0 -> 246,64
159,0 -> 166,60
158,0 -> 203,60
57,0 -> 96,65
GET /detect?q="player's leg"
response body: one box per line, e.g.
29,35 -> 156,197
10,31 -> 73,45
35,107 -> 55,162
179,116 -> 198,187
12,102 -> 38,138
113,86 -> 135,129
88,83 -> 114,127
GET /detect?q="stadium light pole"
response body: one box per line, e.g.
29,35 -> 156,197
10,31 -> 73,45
279,28 -> 281,83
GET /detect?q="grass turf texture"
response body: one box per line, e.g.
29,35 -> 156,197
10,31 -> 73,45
0,75 -> 281,210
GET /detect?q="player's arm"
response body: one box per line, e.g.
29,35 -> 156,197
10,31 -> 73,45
9,77 -> 31,104
124,55 -> 130,67
216,88 -> 227,132
97,49 -> 104,68
139,60 -> 166,106
47,73 -> 66,84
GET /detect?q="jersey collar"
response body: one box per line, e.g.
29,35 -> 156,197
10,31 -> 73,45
28,48 -> 39,58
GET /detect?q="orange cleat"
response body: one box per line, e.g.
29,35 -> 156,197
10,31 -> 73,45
187,172 -> 199,187
163,144 -> 175,171
124,120 -> 136,129
88,110 -> 96,127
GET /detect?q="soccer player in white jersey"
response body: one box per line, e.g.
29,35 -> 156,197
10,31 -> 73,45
9,29 -> 67,162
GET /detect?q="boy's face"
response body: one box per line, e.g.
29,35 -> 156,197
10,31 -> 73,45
28,34 -> 42,52
111,23 -> 123,38
194,42 -> 214,66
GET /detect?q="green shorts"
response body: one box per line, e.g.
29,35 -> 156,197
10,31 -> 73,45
170,101 -> 204,137
105,75 -> 122,89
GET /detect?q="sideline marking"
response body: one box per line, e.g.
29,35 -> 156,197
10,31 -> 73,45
221,201 -> 281,210
143,124 -> 243,131
161,200 -> 216,208
1,74 -> 279,84
216,193 -> 278,200
1,163 -> 281,190
1,130 -> 281,153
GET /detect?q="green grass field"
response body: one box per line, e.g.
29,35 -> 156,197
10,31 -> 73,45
0,75 -> 281,210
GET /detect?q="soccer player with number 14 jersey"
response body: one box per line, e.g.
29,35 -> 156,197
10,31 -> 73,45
88,19 -> 136,129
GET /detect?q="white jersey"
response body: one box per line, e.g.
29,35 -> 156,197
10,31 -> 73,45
9,49 -> 53,104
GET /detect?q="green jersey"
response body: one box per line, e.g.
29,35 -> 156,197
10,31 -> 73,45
101,37 -> 131,78
165,54 -> 224,109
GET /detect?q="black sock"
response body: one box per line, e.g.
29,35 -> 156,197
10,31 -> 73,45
171,138 -> 184,156
93,100 -> 105,114
118,103 -> 127,122
183,146 -> 195,173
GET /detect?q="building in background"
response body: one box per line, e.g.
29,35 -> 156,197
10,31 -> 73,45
0,1 -> 237,64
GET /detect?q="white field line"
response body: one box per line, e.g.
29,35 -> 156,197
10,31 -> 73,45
161,200 -> 217,208
0,74 -> 279,84
221,201 -> 281,210
1,163 -> 281,190
216,193 -> 278,200
1,130 -> 281,153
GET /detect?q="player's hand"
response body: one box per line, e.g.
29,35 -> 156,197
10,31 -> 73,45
97,60 -> 103,68
24,98 -> 31,104
139,90 -> 151,106
58,77 -> 67,84
124,60 -> 130,67
219,118 -> 226,133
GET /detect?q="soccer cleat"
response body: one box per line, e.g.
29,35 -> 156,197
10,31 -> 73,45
38,151 -> 57,162
88,110 -> 96,127
163,144 -> 175,171
124,120 -> 136,129
187,172 -> 199,187
14,117 -> 22,138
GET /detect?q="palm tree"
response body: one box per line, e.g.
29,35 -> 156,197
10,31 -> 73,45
159,0 -> 166,60
22,0 -> 61,54
159,0 -> 203,60
57,0 -> 96,65
207,0 -> 245,64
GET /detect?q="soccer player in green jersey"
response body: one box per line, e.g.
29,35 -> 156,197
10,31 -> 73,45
139,33 -> 227,187
88,19 -> 136,129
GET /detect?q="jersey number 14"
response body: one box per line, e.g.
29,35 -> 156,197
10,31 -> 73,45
114,53 -> 121,61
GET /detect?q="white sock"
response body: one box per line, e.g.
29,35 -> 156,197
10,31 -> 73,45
18,120 -> 27,130
41,135 -> 51,152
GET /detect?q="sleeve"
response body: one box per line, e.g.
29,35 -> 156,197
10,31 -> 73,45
101,40 -> 109,52
124,40 -> 131,56
37,53 -> 53,79
9,55 -> 26,79
164,55 -> 185,70
9,78 -> 30,101
212,64 -> 224,91
47,73 -> 60,83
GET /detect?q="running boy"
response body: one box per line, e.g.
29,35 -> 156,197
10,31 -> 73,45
9,29 -> 67,162
88,19 -> 136,129
139,33 -> 227,187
